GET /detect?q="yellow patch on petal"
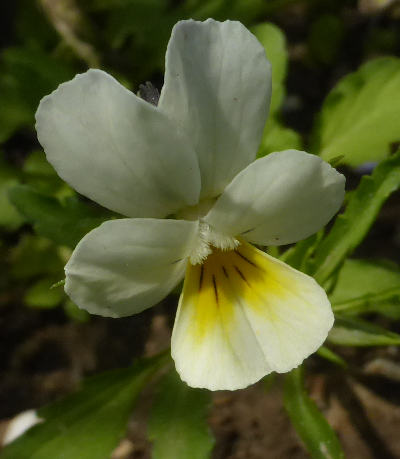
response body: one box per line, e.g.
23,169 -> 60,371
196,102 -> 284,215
181,241 -> 297,342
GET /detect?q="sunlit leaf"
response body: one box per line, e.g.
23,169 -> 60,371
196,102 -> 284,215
328,316 -> 400,346
149,369 -> 215,459
258,119 -> 303,157
284,367 -> 344,459
252,22 -> 287,114
313,57 -> 400,166
1,354 -> 168,459
313,151 -> 400,284
24,278 -> 65,309
252,22 -> 301,156
330,259 -> 400,317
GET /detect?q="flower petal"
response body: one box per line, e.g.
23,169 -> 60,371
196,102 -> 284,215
3,411 -> 43,446
205,150 -> 345,246
36,69 -> 201,218
171,242 -> 333,390
65,218 -> 199,318
159,19 -> 271,199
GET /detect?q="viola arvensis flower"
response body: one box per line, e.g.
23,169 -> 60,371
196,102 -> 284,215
35,19 -> 345,390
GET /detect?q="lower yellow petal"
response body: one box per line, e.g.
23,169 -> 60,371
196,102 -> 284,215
171,241 -> 334,391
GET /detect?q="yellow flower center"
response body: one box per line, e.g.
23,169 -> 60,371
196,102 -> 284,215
182,241 -> 286,341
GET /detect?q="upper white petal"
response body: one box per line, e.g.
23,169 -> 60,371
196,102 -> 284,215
172,242 -> 333,390
36,69 -> 201,218
204,150 -> 345,246
65,218 -> 199,318
159,19 -> 271,199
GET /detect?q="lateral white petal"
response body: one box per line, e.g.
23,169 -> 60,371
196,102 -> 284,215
36,69 -> 201,218
65,218 -> 198,318
172,242 -> 333,391
159,19 -> 271,199
205,150 -> 345,246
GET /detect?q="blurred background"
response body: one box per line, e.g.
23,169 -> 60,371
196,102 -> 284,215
1,0 -> 400,457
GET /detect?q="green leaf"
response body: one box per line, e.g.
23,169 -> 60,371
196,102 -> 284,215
308,14 -> 344,65
251,22 -> 287,115
328,155 -> 345,168
187,0 -> 240,22
1,48 -> 76,110
63,299 -> 90,323
317,346 -> 347,368
313,57 -> 400,166
51,279 -> 66,289
284,367 -> 344,459
328,316 -> 400,347
281,232 -> 323,272
331,258 -> 400,303
0,47 -> 75,142
0,153 -> 24,230
252,22 -> 302,156
263,373 -> 277,392
24,277 -> 65,309
333,288 -> 400,318
23,151 -> 56,176
330,259 -> 400,317
149,369 -> 215,459
258,119 -> 303,157
217,0 -> 270,24
0,90 -> 32,144
10,235 -> 64,280
9,185 -> 111,248
23,150 -> 73,197
313,151 -> 400,285
15,0 -> 59,48
1,354 -> 168,459
105,0 -> 181,79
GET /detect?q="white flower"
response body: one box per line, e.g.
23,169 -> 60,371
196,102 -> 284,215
3,410 -> 42,445
35,19 -> 345,391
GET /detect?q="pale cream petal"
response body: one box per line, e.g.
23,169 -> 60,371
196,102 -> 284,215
172,241 -> 333,390
65,218 -> 198,318
36,69 -> 201,218
204,150 -> 345,246
159,19 -> 271,199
